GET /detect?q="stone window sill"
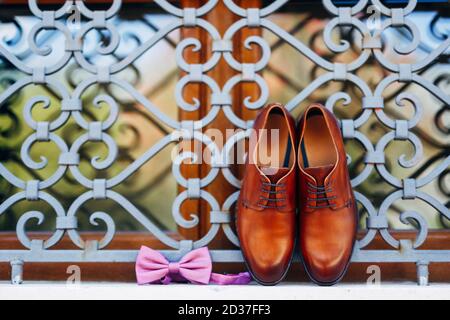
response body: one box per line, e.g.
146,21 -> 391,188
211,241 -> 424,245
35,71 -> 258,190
1,282 -> 450,300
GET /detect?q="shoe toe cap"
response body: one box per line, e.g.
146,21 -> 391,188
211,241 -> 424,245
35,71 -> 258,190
246,245 -> 293,285
302,247 -> 352,285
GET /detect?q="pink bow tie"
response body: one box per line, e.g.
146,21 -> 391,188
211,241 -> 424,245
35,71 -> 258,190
135,246 -> 251,285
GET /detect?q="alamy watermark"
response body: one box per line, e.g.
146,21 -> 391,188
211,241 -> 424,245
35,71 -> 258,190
66,264 -> 81,287
171,128 -> 283,167
366,5 -> 382,31
67,3 -> 81,29
366,265 -> 381,286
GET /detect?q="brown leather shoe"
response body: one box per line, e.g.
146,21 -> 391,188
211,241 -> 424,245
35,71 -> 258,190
297,104 -> 357,286
237,103 -> 297,285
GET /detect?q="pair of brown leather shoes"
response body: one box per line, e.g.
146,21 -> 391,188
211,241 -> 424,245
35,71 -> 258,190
236,103 -> 357,286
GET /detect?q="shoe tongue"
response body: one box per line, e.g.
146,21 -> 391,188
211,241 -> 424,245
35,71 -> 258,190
304,164 -> 334,185
260,167 -> 290,183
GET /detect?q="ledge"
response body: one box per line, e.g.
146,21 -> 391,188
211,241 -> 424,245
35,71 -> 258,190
1,282 -> 450,300
1,231 -> 450,283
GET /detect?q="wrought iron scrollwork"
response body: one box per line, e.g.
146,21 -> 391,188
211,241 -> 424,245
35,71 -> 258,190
0,0 -> 449,285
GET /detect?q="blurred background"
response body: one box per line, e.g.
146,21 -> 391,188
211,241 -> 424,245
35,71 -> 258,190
0,3 -> 448,235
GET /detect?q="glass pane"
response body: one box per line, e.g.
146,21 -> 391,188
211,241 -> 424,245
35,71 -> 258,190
0,11 -> 179,232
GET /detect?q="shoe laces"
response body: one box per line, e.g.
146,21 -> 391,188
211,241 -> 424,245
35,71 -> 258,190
306,181 -> 336,209
257,179 -> 286,209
